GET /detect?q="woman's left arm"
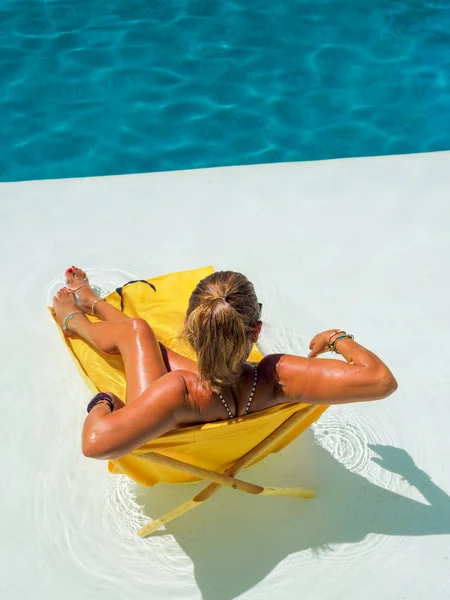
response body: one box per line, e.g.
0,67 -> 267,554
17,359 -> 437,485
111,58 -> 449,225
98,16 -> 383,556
82,371 -> 188,460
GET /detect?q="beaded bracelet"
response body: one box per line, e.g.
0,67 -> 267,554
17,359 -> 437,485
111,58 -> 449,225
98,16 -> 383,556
87,392 -> 114,413
332,333 -> 355,354
62,310 -> 84,333
325,330 -> 346,352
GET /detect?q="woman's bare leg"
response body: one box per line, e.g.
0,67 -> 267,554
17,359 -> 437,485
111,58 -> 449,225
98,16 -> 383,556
65,267 -> 198,373
53,288 -> 167,403
65,267 -> 129,323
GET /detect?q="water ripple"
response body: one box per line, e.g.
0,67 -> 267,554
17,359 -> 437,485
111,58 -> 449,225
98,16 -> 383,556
46,263 -> 147,305
312,410 -> 405,563
313,411 -> 400,486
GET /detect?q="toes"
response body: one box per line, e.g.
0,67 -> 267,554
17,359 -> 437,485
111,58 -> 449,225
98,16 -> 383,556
65,267 -> 74,283
73,267 -> 87,280
66,266 -> 88,283
57,287 -> 72,298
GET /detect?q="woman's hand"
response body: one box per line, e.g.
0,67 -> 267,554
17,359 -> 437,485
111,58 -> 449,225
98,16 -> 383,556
308,329 -> 341,358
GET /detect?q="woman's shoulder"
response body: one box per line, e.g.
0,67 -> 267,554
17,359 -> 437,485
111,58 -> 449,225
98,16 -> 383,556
255,354 -> 284,380
255,353 -> 306,404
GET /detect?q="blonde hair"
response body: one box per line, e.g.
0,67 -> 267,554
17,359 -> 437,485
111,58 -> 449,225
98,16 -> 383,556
183,271 -> 261,392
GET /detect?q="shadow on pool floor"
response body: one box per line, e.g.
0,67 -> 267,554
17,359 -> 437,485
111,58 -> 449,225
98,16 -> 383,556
135,429 -> 450,600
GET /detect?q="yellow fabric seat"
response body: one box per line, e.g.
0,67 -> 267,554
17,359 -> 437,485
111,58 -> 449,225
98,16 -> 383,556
57,266 -> 328,535
108,400 -> 327,487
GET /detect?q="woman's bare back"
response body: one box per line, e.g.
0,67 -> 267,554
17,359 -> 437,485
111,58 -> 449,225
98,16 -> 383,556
180,362 -> 280,425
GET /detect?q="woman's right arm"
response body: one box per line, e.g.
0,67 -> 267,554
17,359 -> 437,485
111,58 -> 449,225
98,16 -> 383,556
260,330 -> 398,405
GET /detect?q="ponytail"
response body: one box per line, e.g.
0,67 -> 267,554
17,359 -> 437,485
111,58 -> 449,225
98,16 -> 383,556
183,271 -> 261,392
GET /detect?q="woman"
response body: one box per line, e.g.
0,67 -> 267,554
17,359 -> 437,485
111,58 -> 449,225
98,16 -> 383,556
53,267 -> 397,460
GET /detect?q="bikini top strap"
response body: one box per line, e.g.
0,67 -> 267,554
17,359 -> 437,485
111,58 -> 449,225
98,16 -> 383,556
218,367 -> 258,419
244,367 -> 258,416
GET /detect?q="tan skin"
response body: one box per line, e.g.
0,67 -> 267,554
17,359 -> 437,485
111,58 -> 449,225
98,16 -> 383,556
52,267 -> 398,461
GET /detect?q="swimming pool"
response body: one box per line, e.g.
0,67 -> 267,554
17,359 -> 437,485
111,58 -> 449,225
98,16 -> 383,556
1,0 -> 449,182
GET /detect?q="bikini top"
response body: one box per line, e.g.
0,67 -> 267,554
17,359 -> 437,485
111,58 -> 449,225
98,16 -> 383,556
217,367 -> 258,419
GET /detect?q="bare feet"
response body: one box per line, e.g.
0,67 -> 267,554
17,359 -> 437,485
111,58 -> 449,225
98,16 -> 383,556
65,266 -> 100,314
53,287 -> 85,335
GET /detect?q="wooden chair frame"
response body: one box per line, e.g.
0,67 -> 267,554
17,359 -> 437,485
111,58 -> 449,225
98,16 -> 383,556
138,408 -> 316,537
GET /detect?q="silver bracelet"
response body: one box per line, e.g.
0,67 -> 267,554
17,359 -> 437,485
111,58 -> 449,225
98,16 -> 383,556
91,298 -> 105,315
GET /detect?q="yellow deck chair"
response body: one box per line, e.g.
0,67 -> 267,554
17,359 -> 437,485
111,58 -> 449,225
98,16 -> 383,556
55,266 -> 329,537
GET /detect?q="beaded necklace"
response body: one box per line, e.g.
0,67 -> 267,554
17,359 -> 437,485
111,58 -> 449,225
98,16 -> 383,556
217,367 -> 258,419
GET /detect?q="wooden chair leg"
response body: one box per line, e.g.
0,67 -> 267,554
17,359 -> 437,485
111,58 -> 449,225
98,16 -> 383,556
138,407 -> 317,538
137,486 -> 315,537
143,452 -> 265,494
138,498 -> 202,537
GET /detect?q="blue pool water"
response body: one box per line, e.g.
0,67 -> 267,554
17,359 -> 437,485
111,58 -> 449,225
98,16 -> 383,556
1,0 -> 449,182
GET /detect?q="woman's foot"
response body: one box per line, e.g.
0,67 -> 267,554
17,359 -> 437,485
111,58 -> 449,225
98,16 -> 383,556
53,287 -> 121,352
53,287 -> 85,335
65,266 -> 100,314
